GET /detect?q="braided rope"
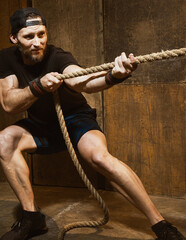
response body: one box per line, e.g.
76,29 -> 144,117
54,47 -> 185,239
54,91 -> 109,240
56,48 -> 186,80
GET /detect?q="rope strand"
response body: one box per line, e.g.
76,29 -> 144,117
56,48 -> 186,80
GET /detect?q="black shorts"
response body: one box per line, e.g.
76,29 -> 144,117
15,109 -> 102,155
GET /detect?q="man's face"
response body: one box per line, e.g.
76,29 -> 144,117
16,18 -> 47,65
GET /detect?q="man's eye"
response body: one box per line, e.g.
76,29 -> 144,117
38,32 -> 45,38
25,35 -> 33,39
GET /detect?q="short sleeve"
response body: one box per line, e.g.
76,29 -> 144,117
54,47 -> 79,73
0,49 -> 14,78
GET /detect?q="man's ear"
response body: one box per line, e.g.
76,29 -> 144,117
9,34 -> 18,44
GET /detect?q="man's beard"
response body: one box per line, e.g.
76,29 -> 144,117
18,43 -> 47,64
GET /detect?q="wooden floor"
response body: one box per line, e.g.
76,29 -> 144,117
0,182 -> 185,240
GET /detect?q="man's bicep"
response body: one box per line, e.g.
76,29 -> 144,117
1,75 -> 19,98
0,75 -> 19,109
1,74 -> 19,89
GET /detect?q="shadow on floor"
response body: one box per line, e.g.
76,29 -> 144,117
32,229 -> 154,240
30,215 -> 59,239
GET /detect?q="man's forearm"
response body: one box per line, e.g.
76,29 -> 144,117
64,71 -> 130,94
2,86 -> 37,114
64,71 -> 112,93
81,74 -> 112,93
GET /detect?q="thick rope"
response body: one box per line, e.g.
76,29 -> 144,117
54,47 -> 185,239
54,91 -> 109,240
56,48 -> 186,80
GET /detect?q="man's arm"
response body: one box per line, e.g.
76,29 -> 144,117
63,67 -> 109,93
0,72 -> 63,114
0,74 -> 38,114
63,52 -> 137,93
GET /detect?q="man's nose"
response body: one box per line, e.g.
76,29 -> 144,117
32,36 -> 40,46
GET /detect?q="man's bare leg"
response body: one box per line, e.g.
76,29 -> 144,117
0,125 -> 48,239
77,130 -> 164,226
0,125 -> 37,211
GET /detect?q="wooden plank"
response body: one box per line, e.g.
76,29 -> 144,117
0,0 -> 13,49
32,151 -> 99,188
104,84 -> 185,196
104,0 -> 185,85
103,0 -> 185,196
20,0 -> 28,8
32,0 -> 104,187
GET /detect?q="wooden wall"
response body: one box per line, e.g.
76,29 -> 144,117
103,0 -> 186,196
0,0 -> 185,196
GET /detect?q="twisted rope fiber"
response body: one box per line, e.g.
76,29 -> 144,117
54,91 -> 109,240
56,48 -> 186,80
54,47 -> 185,239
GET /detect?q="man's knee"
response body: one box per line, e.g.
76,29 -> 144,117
0,127 -> 22,159
91,150 -> 113,171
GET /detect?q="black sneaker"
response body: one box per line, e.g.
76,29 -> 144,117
152,220 -> 185,240
0,210 -> 48,240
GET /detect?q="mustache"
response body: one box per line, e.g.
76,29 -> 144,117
31,48 -> 44,51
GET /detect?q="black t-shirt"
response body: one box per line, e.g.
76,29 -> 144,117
0,45 -> 90,125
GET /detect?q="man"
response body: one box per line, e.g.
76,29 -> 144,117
0,7 -> 184,240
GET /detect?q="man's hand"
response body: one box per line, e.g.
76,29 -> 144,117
111,52 -> 137,79
40,72 -> 63,92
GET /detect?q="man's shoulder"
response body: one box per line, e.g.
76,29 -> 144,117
0,46 -> 18,54
0,46 -> 18,61
46,44 -> 76,62
0,46 -> 19,79
47,44 -> 67,55
45,45 -> 78,72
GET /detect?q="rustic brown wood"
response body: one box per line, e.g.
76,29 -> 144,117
32,0 -> 104,187
0,0 -> 18,49
20,0 -> 28,8
104,0 -> 185,85
104,84 -> 185,196
103,0 -> 185,196
32,151 -> 100,188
